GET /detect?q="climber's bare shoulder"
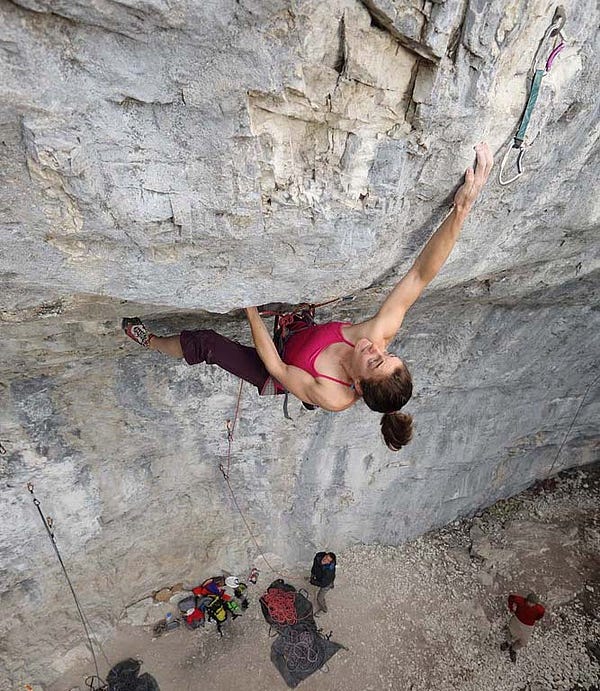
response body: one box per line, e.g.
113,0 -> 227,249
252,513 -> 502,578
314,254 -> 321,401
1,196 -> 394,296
311,381 -> 359,412
282,366 -> 359,413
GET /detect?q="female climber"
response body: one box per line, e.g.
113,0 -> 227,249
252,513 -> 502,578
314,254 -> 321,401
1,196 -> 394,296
123,142 -> 493,451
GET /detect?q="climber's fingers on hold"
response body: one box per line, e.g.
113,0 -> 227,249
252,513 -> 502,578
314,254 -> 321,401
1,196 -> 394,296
473,141 -> 494,185
454,142 -> 493,208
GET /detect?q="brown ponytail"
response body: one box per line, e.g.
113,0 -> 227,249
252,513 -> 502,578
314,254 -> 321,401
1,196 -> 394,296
360,360 -> 414,451
381,411 -> 413,451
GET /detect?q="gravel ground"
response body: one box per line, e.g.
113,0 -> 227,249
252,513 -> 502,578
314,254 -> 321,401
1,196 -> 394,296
50,464 -> 600,691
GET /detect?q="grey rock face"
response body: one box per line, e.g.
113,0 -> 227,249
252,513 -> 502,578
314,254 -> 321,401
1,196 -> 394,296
0,0 -> 598,685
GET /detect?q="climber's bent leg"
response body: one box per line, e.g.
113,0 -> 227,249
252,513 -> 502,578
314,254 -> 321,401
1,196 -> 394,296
179,329 -> 270,392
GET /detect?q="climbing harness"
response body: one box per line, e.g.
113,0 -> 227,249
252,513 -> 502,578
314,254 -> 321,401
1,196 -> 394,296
273,306 -> 317,420
258,294 -> 355,320
260,295 -> 355,418
26,483 -> 110,690
498,6 -> 567,186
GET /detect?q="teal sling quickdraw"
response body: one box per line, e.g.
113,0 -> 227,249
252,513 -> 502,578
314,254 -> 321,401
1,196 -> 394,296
498,7 -> 566,186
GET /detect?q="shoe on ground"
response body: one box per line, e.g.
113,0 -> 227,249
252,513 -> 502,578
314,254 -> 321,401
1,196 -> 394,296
122,317 -> 153,348
509,648 -> 517,663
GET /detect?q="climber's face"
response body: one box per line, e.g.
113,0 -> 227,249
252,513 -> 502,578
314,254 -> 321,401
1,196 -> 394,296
351,338 -> 400,381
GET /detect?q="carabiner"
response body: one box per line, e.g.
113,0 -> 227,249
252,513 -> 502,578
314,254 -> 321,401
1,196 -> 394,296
550,6 -> 566,37
532,8 -> 567,73
498,142 -> 527,186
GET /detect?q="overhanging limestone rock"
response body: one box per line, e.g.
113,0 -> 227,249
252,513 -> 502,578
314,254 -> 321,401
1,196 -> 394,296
0,0 -> 598,685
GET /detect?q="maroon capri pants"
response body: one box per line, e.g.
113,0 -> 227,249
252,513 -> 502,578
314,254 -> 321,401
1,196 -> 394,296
179,329 -> 275,393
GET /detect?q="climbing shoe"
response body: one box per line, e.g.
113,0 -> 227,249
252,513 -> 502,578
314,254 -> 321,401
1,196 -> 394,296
509,648 -> 517,663
122,317 -> 153,348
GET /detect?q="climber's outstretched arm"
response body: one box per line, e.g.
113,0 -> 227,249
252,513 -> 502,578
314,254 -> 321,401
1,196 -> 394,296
245,307 -> 352,411
352,142 -> 494,345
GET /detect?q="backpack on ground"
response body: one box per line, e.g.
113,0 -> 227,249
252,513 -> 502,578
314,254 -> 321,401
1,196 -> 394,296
106,658 -> 160,691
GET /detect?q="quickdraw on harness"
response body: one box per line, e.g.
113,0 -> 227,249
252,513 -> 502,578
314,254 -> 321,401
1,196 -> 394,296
498,6 -> 566,186
267,304 -> 317,420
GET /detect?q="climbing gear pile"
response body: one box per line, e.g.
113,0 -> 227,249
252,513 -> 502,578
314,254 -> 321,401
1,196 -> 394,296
259,579 -> 346,687
172,575 -> 251,636
498,6 -> 567,185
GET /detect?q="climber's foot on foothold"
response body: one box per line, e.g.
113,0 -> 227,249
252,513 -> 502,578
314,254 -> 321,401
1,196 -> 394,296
122,317 -> 154,348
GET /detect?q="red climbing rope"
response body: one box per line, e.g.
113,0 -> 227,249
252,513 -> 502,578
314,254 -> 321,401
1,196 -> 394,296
262,588 -> 298,626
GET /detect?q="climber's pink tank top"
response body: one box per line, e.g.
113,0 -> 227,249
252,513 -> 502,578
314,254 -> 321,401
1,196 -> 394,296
283,322 -> 354,386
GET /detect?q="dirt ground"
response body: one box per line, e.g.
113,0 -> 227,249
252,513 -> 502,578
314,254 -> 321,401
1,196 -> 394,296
49,464 -> 600,691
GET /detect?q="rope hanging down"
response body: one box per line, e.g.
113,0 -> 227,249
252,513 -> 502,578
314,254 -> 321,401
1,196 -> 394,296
216,298 -> 353,575
546,372 -> 599,478
26,483 -> 108,690
498,6 -> 566,186
218,381 -> 281,576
